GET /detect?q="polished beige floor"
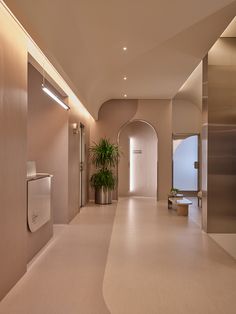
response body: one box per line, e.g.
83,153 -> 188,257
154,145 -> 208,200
103,197 -> 236,314
209,233 -> 236,260
0,198 -> 235,314
0,203 -> 116,314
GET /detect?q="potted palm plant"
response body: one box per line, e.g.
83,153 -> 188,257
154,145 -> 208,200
90,138 -> 120,204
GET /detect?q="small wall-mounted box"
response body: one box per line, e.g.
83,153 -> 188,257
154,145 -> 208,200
26,161 -> 53,233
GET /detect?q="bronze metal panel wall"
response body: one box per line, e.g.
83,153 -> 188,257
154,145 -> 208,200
205,38 -> 236,233
208,125 -> 236,232
201,57 -> 208,232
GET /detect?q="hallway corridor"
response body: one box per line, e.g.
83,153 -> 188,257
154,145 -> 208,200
0,198 -> 235,314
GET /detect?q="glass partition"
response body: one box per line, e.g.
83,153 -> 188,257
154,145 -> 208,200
173,135 -> 198,191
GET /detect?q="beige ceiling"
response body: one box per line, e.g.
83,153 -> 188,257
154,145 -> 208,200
4,0 -> 236,119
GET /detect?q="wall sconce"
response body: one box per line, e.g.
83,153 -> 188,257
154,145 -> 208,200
72,123 -> 79,134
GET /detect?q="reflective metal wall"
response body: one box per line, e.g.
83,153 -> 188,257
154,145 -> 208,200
203,38 -> 236,233
201,57 -> 208,232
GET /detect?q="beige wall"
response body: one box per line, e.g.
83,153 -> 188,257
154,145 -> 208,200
172,99 -> 202,134
0,4 -> 27,300
90,99 -> 172,200
0,2 -> 93,300
68,98 -> 91,222
28,64 -> 69,225
26,63 -> 93,260
119,121 -> 157,197
27,64 -> 92,226
27,63 -> 69,260
27,64 -> 68,223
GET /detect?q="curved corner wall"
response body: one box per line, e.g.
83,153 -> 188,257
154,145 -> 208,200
90,99 -> 172,200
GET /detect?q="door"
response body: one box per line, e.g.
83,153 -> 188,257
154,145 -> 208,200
80,123 -> 86,207
118,120 -> 157,197
173,134 -> 199,192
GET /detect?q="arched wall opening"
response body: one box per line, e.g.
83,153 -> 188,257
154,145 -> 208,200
118,120 -> 158,199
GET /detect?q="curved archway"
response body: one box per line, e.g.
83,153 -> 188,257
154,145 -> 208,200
118,120 -> 158,200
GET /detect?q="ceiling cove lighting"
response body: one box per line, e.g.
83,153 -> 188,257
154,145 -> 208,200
42,85 -> 70,110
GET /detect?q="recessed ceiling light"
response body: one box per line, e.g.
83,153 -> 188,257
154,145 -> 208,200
123,47 -> 127,51
123,76 -> 127,80
124,94 -> 127,98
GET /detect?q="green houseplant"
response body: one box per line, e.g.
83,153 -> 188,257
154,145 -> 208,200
90,138 -> 120,204
170,188 -> 179,196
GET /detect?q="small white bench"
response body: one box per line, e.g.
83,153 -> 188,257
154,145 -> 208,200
168,194 -> 183,209
168,197 -> 192,216
176,198 -> 192,216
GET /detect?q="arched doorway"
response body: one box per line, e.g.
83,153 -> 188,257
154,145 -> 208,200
118,120 -> 158,199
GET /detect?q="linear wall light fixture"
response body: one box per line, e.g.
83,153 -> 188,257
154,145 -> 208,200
42,84 -> 70,110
